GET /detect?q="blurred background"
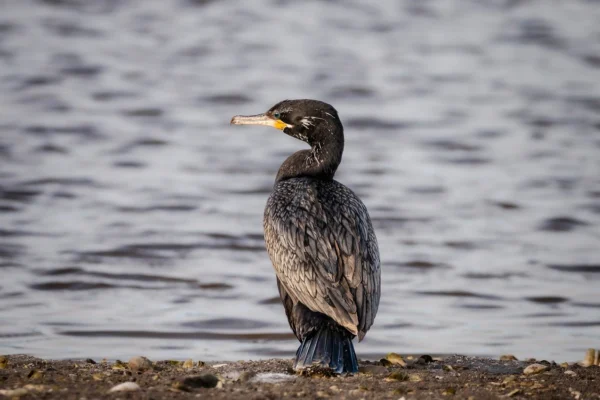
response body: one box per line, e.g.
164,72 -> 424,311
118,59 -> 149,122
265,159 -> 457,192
0,0 -> 599,363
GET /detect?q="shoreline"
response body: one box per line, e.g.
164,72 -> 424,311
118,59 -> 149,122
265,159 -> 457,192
1,353 -> 599,399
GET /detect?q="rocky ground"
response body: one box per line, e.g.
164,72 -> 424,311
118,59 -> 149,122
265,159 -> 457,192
0,353 -> 599,399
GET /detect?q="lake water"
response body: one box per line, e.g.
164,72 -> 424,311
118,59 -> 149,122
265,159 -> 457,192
1,0 -> 599,363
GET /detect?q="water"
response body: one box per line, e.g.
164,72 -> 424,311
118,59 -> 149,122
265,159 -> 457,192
1,0 -> 599,362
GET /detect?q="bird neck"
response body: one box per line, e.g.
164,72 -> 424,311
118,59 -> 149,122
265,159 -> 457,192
275,137 -> 344,184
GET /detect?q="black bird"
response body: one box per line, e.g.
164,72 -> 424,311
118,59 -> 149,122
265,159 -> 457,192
231,99 -> 381,374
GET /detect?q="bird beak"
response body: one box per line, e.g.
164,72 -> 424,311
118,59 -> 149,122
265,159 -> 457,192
230,113 -> 291,131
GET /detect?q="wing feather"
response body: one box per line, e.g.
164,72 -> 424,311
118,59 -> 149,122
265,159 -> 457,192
264,178 -> 380,339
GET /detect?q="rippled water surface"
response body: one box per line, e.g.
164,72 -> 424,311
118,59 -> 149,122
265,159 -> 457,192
1,0 -> 599,362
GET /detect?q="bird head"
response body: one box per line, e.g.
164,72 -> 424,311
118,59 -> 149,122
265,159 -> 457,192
231,99 -> 343,146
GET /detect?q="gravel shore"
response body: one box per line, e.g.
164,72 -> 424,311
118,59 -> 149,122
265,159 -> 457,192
1,353 -> 599,399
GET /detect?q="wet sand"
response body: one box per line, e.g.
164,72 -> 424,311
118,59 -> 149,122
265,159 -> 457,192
1,354 -> 598,399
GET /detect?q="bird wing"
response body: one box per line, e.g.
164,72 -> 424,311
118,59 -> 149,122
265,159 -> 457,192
264,179 -> 380,340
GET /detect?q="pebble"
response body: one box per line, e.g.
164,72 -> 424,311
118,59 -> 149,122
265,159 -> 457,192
385,371 -> 408,382
443,387 -> 456,395
27,370 -> 44,380
564,370 -> 577,377
0,355 -> 7,369
182,359 -> 194,369
385,352 -> 407,367
507,388 -> 522,397
570,388 -> 582,399
128,356 -> 152,372
358,365 -> 388,375
92,373 -> 103,381
582,348 -> 596,367
416,355 -> 434,364
408,374 -> 423,382
180,373 -> 220,388
112,360 -> 128,370
503,375 -> 517,384
238,371 -> 256,382
0,388 -> 29,397
212,363 -> 228,368
523,363 -> 549,375
108,382 -> 141,393
499,354 -> 518,361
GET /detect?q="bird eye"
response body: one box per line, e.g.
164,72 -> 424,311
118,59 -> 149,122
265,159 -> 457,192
273,112 -> 281,119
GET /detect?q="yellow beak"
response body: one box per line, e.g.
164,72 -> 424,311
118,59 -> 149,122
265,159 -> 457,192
230,113 -> 291,131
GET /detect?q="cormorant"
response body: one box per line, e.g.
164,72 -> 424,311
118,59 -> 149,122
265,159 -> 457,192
231,99 -> 381,374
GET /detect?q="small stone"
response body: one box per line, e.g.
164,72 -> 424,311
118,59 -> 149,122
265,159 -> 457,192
85,358 -> 96,364
128,356 -> 152,372
416,355 -> 434,364
385,352 -> 407,367
238,371 -> 256,382
530,382 -> 544,390
92,373 -> 103,381
380,358 -> 392,366
408,374 -> 422,382
582,349 -> 596,367
171,381 -> 192,392
316,390 -> 329,398
523,363 -> 549,375
507,388 -> 522,397
27,370 -> 44,380
108,382 -> 141,393
22,384 -> 48,393
564,370 -> 577,377
500,354 -> 518,361
385,371 -> 408,382
197,361 -> 206,367
112,360 -> 128,370
329,385 -> 340,392
503,375 -> 517,384
570,388 -> 582,400
180,374 -> 220,388
443,387 -> 456,396
560,362 -> 569,368
442,365 -> 454,372
212,363 -> 227,368
358,365 -> 388,375
182,359 -> 194,369
0,388 -> 29,397
0,355 -> 7,369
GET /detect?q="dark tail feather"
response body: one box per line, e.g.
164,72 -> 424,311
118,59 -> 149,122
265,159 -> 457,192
293,326 -> 358,374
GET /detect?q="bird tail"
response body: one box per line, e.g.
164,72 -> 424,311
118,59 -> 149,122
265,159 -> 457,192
293,325 -> 358,374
